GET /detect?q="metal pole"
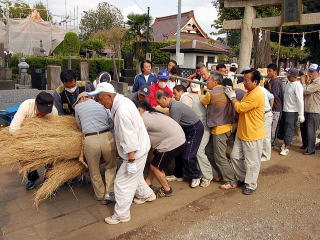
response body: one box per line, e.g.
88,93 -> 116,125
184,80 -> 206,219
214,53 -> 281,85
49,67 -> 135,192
176,0 -> 182,62
146,6 -> 150,53
276,26 -> 283,67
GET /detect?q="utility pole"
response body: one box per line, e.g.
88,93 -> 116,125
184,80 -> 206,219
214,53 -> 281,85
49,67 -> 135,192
176,0 -> 182,64
146,6 -> 150,53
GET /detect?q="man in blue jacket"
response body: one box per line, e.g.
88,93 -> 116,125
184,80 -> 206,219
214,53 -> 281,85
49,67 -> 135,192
132,60 -> 157,92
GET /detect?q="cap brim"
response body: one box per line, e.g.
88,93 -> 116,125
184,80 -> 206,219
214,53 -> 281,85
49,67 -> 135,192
138,91 -> 149,97
37,104 -> 53,114
308,68 -> 317,72
158,77 -> 169,80
88,90 -> 102,96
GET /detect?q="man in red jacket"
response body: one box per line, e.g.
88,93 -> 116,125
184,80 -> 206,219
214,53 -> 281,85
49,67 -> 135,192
148,70 -> 173,107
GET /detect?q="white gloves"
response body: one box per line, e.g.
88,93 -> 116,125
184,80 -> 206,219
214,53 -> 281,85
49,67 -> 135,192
127,162 -> 137,174
224,86 -> 236,100
298,115 -> 305,123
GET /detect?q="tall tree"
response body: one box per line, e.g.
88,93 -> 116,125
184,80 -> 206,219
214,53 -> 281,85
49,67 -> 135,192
125,13 -> 152,42
79,2 -> 123,40
0,0 -> 31,19
91,28 -> 124,57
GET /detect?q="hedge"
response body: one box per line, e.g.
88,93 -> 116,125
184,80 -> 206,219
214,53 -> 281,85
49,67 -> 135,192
8,55 -> 124,81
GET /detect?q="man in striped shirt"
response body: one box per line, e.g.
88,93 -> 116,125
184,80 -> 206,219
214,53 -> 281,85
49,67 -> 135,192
74,92 -> 116,204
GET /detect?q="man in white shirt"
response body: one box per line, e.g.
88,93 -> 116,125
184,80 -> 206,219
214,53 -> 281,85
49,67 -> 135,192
280,68 -> 305,156
89,82 -> 155,225
9,92 -> 58,190
259,86 -> 274,161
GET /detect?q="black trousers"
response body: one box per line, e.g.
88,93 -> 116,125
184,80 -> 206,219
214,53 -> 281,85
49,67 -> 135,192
300,112 -> 320,153
174,120 -> 204,179
283,112 -> 298,145
27,164 -> 53,182
27,170 -> 39,182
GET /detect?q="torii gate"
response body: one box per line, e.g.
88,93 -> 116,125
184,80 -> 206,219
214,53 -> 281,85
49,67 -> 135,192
223,0 -> 320,71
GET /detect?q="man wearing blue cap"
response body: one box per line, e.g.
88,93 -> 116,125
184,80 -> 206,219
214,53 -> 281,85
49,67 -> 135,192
300,64 -> 320,155
148,69 -> 173,107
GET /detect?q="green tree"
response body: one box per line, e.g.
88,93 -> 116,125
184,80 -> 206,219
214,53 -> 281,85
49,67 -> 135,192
54,32 -> 80,56
0,0 -> 31,19
80,39 -> 106,53
79,2 -> 123,40
125,13 -> 152,42
91,28 -> 124,57
212,0 -> 320,63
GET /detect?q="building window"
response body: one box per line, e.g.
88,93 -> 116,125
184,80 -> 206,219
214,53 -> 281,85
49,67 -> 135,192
196,56 -> 204,65
208,57 -> 215,63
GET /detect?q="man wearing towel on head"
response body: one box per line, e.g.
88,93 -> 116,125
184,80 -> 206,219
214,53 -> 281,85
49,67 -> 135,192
89,82 -> 155,225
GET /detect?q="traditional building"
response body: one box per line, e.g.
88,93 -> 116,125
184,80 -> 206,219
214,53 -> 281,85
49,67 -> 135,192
151,10 -> 229,68
161,40 -> 228,69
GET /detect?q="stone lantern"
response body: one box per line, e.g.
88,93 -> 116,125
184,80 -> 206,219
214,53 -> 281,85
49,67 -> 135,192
18,57 -> 29,86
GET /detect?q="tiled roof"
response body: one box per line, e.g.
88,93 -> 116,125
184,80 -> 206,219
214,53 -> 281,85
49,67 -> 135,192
161,40 -> 229,54
151,10 -> 208,42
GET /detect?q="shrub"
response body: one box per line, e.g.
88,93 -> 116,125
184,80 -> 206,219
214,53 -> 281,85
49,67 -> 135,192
8,56 -> 124,81
80,39 -> 106,53
54,32 -> 81,56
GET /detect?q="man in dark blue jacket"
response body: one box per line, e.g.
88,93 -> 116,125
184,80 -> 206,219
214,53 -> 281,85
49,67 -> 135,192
132,60 -> 157,92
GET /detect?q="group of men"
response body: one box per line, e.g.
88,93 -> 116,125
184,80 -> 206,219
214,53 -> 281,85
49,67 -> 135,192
8,59 -> 320,225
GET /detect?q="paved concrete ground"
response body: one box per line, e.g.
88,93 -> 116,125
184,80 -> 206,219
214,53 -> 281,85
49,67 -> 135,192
0,143 -> 319,240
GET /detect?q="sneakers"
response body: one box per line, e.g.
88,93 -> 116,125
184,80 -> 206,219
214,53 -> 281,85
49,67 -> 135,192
190,178 -> 201,188
280,148 -> 289,156
133,192 -> 156,204
200,178 -> 211,188
243,188 -> 255,195
105,192 -> 115,202
166,175 -> 183,182
219,183 -> 237,190
261,157 -> 269,162
25,180 -> 36,190
303,151 -> 315,155
104,215 -> 131,225
156,187 -> 173,198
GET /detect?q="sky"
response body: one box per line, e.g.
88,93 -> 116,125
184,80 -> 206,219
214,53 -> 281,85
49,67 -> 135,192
25,0 -> 219,37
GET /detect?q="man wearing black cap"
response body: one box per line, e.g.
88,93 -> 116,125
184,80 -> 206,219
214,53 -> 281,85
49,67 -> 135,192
127,85 -> 150,105
9,92 -> 58,190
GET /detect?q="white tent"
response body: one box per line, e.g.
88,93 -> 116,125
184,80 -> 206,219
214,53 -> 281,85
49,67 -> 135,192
0,11 -> 68,56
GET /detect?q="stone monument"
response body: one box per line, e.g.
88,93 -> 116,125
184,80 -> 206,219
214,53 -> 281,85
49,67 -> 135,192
120,52 -> 136,86
0,43 -> 14,90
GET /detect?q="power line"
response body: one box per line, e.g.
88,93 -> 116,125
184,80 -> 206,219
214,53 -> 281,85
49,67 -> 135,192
134,0 -> 147,13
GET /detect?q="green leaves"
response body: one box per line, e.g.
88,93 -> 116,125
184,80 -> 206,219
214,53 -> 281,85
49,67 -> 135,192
54,32 -> 80,57
79,2 -> 123,40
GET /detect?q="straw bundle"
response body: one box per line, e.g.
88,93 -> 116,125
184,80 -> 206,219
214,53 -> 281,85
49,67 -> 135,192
34,159 -> 86,206
0,116 -> 83,178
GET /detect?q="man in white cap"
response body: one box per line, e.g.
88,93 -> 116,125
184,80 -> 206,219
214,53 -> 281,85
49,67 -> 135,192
300,64 -> 320,155
89,82 -> 155,225
229,63 -> 238,82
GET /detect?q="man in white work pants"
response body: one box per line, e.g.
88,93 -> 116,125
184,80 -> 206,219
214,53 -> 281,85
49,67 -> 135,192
89,82 -> 155,224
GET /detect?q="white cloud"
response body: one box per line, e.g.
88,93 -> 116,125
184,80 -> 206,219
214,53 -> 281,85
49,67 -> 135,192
122,4 -> 145,21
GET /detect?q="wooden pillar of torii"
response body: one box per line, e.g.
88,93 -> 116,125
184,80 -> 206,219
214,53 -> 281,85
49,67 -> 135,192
223,0 -> 320,71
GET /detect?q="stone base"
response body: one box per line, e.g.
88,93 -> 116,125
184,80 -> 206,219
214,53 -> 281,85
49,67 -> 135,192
110,80 -> 129,96
0,68 -> 12,80
0,80 -> 15,90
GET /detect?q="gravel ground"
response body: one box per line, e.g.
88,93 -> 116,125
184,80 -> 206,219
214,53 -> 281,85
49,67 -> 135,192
115,146 -> 320,240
